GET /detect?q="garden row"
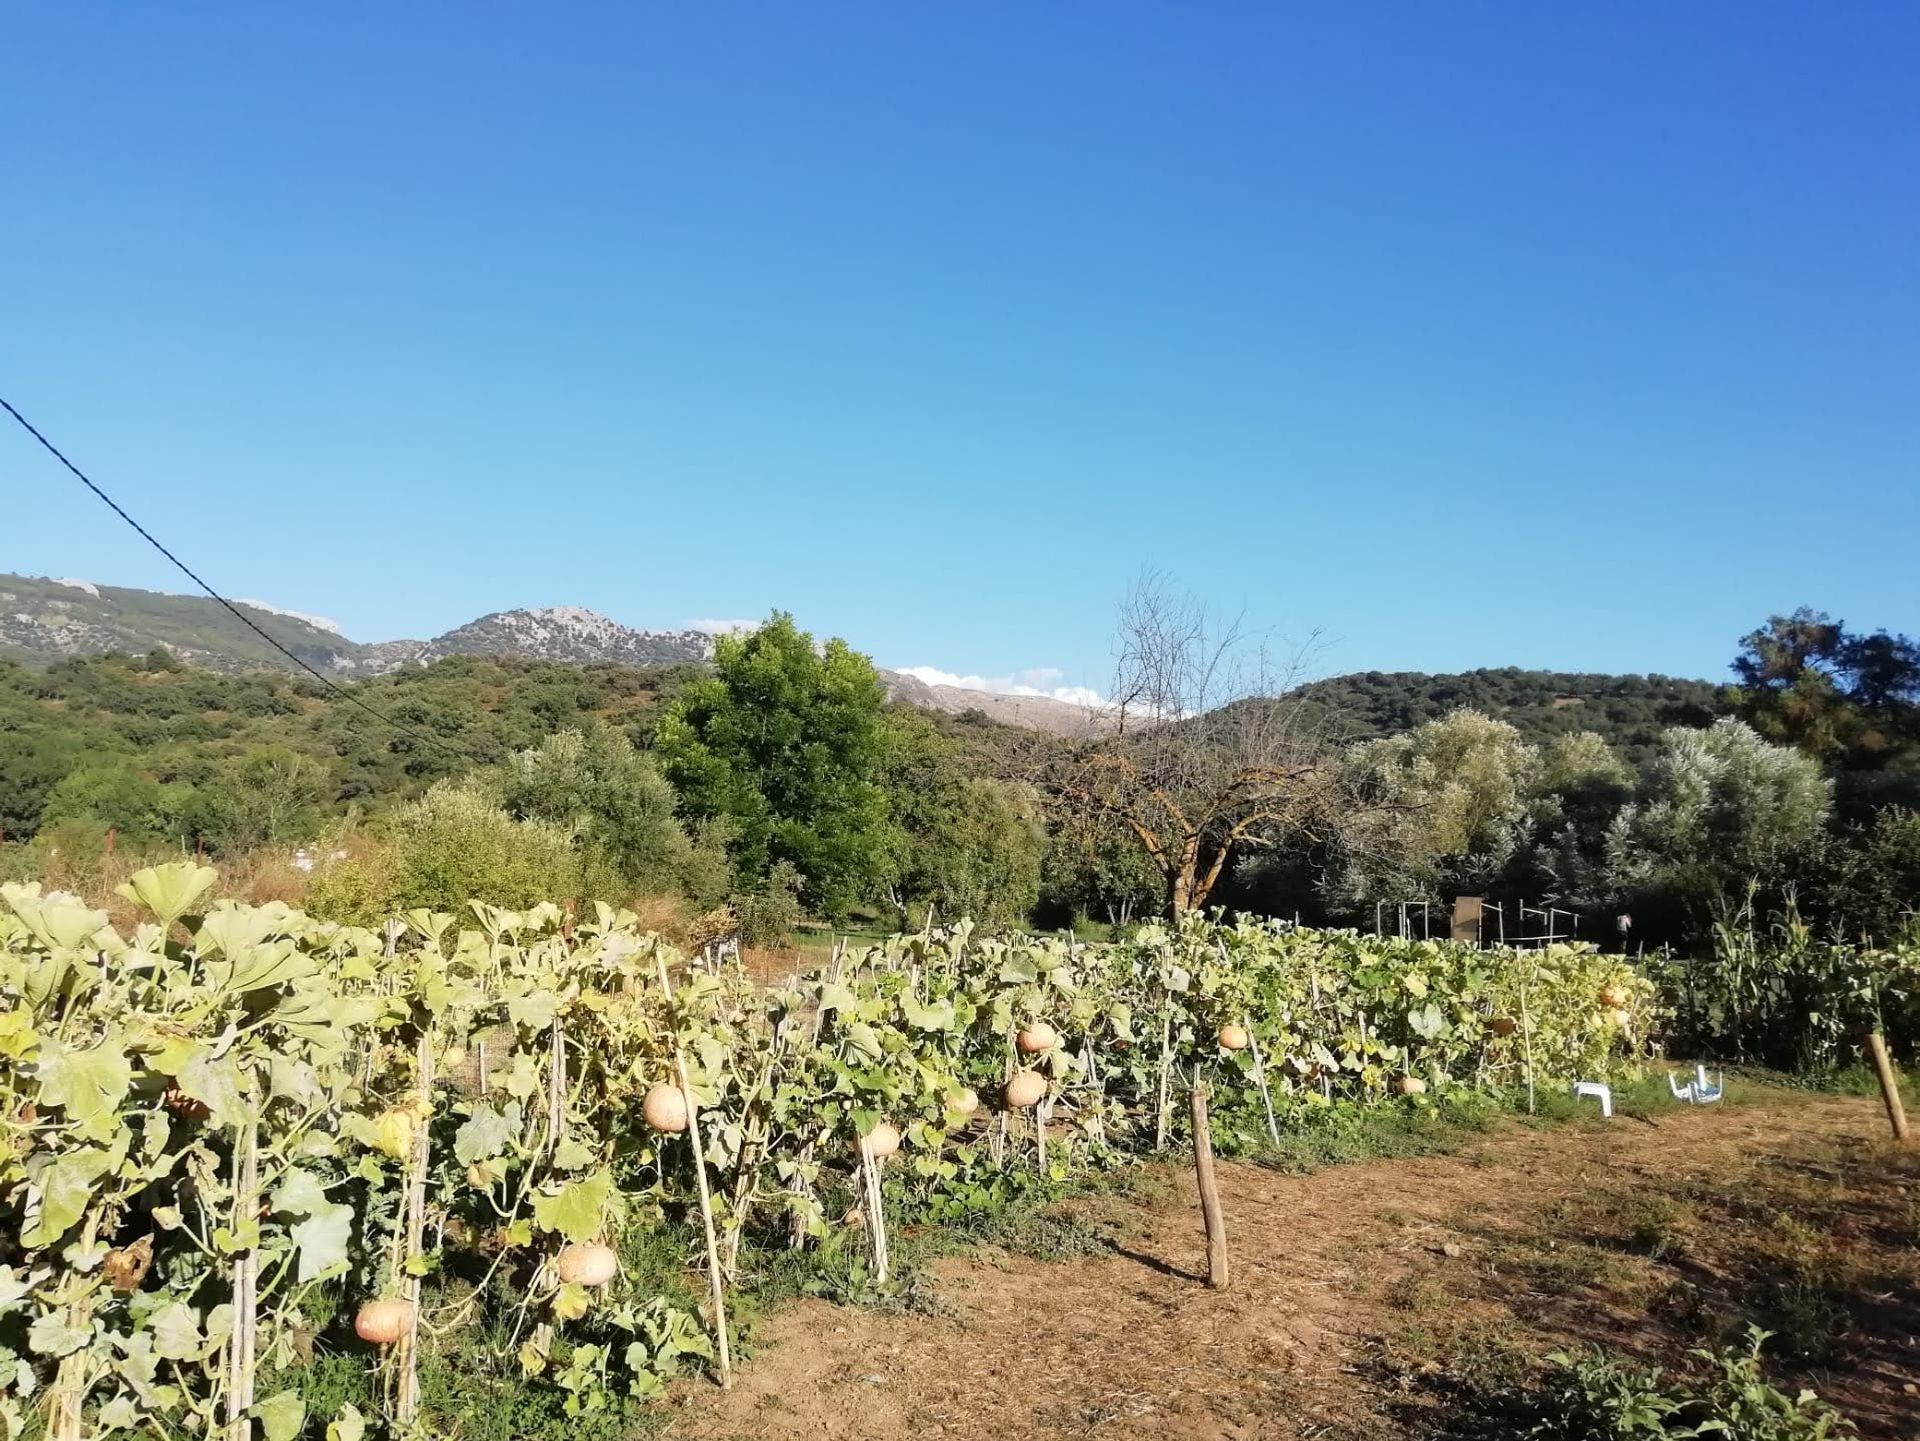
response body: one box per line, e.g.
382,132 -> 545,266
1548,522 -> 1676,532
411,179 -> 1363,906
0,864 -> 1655,1440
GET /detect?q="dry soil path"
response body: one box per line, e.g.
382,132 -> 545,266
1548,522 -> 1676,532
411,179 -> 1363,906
662,1095 -> 1900,1441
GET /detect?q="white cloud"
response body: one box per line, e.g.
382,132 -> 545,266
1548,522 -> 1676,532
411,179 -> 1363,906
235,599 -> 345,637
897,664 -> 1106,709
686,618 -> 760,636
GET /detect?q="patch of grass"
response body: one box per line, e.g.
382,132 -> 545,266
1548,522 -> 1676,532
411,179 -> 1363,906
1385,1269 -> 1455,1314
1250,1094 -> 1504,1175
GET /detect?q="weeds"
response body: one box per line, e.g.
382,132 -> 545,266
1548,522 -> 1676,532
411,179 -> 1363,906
1529,1329 -> 1855,1440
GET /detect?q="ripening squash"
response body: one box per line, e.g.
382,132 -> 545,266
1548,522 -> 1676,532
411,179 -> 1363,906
643,1083 -> 691,1133
950,1088 -> 981,1117
1016,1023 -> 1058,1055
556,1242 -> 619,1287
355,1298 -> 414,1346
1395,1076 -> 1427,1097
861,1122 -> 902,1159
1608,1008 -> 1633,1030
1005,1069 -> 1048,1107
1489,1016 -> 1518,1038
1217,1024 -> 1250,1052
1599,984 -> 1630,1009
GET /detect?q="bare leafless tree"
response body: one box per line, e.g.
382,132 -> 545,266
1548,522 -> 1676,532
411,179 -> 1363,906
1036,571 -> 1354,915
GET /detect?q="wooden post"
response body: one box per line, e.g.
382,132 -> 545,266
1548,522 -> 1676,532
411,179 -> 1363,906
1867,1031 -> 1911,1146
1190,1076 -> 1229,1291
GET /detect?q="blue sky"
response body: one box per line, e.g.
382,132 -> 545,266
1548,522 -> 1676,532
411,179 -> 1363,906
5,5 -> 1916,701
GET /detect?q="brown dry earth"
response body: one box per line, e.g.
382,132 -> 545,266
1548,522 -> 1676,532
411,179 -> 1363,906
662,1095 -> 1918,1441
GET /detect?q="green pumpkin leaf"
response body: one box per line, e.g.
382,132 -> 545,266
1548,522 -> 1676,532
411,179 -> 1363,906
35,1036 -> 132,1141
149,1302 -> 205,1361
3,885 -> 109,951
505,989 -> 559,1031
23,1152 -> 110,1247
175,1052 -> 246,1127
269,1168 -> 331,1217
531,1170 -> 617,1243
96,1391 -> 144,1432
289,1204 -> 352,1283
113,863 -> 217,929
253,1390 -> 305,1441
816,982 -> 858,1014
454,1102 -> 520,1164
27,1312 -> 91,1358
899,993 -> 955,1033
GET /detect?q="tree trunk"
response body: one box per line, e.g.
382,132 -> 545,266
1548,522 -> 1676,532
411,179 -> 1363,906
1169,835 -> 1202,914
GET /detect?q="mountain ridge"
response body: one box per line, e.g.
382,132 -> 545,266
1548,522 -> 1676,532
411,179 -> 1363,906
0,573 -> 1108,735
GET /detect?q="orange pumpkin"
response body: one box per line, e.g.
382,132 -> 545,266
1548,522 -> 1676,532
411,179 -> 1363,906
642,1083 -> 691,1133
355,1298 -> 414,1346
556,1242 -> 618,1287
1005,1070 -> 1048,1107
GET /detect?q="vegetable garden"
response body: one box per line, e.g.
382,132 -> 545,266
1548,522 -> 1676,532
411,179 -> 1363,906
0,863 -> 1657,1440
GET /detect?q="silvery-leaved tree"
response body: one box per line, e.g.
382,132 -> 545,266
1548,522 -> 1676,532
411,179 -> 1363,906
1034,572 -> 1352,916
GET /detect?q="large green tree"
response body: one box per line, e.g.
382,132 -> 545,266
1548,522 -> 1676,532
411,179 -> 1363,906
1733,609 -> 1920,768
878,708 -> 1045,928
655,614 -> 890,917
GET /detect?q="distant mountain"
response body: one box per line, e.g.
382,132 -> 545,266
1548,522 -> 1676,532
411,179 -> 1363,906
404,607 -> 715,669
876,667 -> 1109,737
5,575 -> 1715,749
0,573 -> 376,674
0,573 -> 1105,734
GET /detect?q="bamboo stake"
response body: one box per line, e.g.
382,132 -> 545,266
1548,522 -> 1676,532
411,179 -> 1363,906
1154,999 -> 1175,1150
1243,1016 -> 1281,1145
994,1033 -> 1013,1167
396,1033 -> 435,1424
50,1211 -> 101,1441
1867,1031 -> 1911,1146
226,1090 -> 260,1441
546,1016 -> 566,1156
656,950 -> 733,1388
1034,1095 -> 1049,1176
858,1143 -> 890,1283
1519,962 -> 1538,1116
1190,1074 -> 1228,1290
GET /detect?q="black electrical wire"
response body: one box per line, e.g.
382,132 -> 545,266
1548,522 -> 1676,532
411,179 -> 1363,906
2,394 -> 457,757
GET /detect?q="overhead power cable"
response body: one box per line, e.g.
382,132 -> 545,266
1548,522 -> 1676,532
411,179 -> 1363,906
1,394 -> 457,757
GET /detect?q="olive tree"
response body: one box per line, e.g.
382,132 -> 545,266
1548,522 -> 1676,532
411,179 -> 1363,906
1606,718 -> 1830,925
1326,710 -> 1541,909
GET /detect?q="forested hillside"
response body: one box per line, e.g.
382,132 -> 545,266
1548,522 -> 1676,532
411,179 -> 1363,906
0,651 -> 701,843
3,605 -> 1914,954
1289,668 -> 1727,763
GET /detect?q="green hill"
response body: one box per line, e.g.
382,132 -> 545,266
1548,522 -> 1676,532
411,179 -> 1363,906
1288,667 -> 1727,763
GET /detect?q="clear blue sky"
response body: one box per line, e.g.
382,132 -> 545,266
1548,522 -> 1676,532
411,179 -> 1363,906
5,4 -> 1916,700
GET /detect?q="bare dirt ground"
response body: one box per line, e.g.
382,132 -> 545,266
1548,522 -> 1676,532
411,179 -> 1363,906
662,1092 -> 1919,1441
